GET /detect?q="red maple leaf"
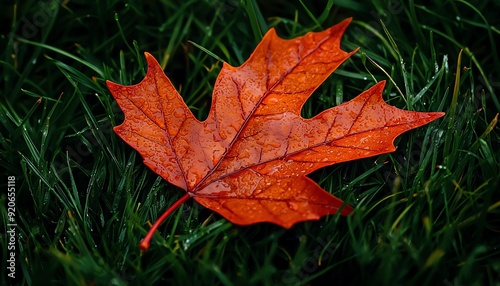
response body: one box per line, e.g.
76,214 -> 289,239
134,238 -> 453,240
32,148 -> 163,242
106,18 -> 445,250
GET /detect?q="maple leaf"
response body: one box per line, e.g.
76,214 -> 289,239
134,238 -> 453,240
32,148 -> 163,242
106,18 -> 445,250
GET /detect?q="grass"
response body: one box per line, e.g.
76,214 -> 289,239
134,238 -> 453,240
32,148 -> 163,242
1,0 -> 499,285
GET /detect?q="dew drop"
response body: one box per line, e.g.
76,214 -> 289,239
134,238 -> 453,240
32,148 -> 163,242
268,97 -> 279,103
288,202 -> 299,211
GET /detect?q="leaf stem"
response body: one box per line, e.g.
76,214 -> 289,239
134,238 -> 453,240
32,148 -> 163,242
139,193 -> 191,251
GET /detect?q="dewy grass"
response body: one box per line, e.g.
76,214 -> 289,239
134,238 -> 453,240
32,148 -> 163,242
1,0 -> 499,285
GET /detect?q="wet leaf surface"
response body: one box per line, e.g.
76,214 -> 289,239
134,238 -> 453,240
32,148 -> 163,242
107,18 -> 444,234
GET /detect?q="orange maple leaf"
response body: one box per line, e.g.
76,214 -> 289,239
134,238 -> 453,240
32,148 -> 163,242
107,18 -> 445,250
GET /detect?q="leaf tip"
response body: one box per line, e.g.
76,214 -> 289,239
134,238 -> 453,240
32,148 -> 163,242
143,51 -> 154,61
105,79 -> 118,90
340,17 -> 353,25
433,112 -> 446,119
333,17 -> 353,35
143,52 -> 162,71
